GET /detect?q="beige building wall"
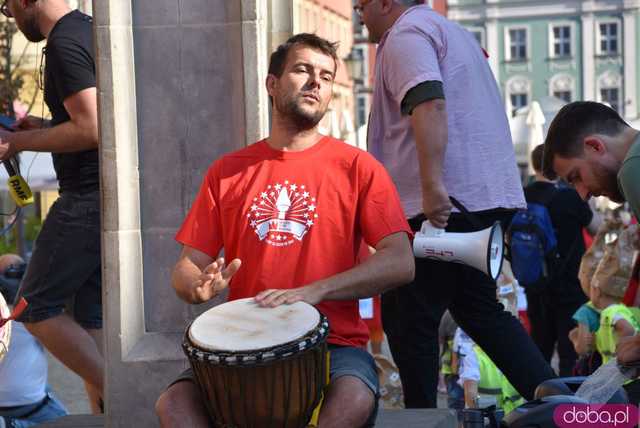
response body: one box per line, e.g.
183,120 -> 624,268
282,0 -> 357,146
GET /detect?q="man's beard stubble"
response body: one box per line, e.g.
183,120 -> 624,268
21,15 -> 45,42
276,93 -> 326,131
594,162 -> 625,203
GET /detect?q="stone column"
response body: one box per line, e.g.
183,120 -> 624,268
94,1 -> 268,426
486,18 -> 500,81
581,13 -> 595,101
623,10 -> 637,119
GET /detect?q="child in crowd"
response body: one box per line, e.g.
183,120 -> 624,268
439,310 -> 463,410
590,246 -> 640,402
568,301 -> 601,375
454,264 -> 524,415
0,254 -> 67,428
455,327 -> 524,415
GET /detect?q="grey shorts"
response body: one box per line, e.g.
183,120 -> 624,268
173,344 -> 379,425
15,190 -> 101,329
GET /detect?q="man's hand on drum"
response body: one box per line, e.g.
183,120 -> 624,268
193,257 -> 242,302
254,285 -> 325,308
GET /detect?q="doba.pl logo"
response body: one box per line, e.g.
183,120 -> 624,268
554,404 -> 639,428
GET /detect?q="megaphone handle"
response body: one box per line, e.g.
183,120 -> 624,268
420,220 -> 445,237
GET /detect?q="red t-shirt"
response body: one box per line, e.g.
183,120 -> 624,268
176,137 -> 411,348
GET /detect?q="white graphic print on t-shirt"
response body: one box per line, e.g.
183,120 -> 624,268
247,180 -> 319,247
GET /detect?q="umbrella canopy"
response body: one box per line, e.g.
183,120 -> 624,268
525,101 -> 546,174
510,96 -> 567,167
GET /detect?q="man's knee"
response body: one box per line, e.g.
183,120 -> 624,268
322,376 -> 376,427
349,382 -> 375,417
156,380 -> 200,421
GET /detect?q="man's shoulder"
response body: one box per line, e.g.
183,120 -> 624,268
394,5 -> 442,27
324,138 -> 387,171
222,140 -> 265,158
46,15 -> 94,58
388,5 -> 453,39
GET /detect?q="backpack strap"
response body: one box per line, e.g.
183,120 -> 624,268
533,184 -> 581,281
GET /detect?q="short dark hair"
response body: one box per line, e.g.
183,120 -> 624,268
530,144 -> 544,173
268,33 -> 339,78
542,101 -> 628,179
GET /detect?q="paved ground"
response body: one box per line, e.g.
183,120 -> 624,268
47,351 -> 90,415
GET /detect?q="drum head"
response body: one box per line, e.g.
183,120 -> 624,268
188,298 -> 320,352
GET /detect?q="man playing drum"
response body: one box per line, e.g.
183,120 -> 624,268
155,33 -> 415,428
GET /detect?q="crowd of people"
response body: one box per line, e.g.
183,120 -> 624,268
0,0 -> 638,426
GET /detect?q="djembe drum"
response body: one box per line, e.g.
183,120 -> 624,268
0,292 -> 12,362
183,298 -> 329,428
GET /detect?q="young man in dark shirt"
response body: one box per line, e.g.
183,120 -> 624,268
524,144 -> 594,376
0,0 -> 102,413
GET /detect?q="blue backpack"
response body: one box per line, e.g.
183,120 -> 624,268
507,189 -> 560,293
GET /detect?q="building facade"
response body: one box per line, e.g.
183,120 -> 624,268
448,0 -> 640,121
289,0 -> 356,144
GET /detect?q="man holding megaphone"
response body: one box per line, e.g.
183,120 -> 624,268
359,0 -> 556,408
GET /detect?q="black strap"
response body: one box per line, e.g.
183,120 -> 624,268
478,387 -> 502,395
1,395 -> 51,419
449,196 -> 484,229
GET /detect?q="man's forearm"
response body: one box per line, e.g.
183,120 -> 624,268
12,119 -> 98,154
410,100 -> 448,190
171,260 -> 203,304
311,235 -> 414,301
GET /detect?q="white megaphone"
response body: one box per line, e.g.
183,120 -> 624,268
413,221 -> 505,280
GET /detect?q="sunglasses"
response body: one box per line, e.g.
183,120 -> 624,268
1,1 -> 11,19
353,0 -> 374,18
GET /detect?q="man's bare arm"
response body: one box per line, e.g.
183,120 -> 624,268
0,88 -> 98,160
410,99 -> 451,228
172,246 -> 241,304
255,232 -> 414,307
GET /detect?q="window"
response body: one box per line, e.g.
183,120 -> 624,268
356,96 -> 368,126
553,26 -> 571,57
507,76 -> 531,117
550,74 -> 574,103
600,88 -> 620,113
510,93 -> 528,116
598,71 -> 622,114
599,22 -> 619,55
553,91 -> 572,103
509,29 -> 527,61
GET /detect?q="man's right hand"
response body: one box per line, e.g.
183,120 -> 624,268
616,335 -> 640,369
192,257 -> 241,303
0,130 -> 17,161
13,115 -> 49,131
422,182 -> 452,229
